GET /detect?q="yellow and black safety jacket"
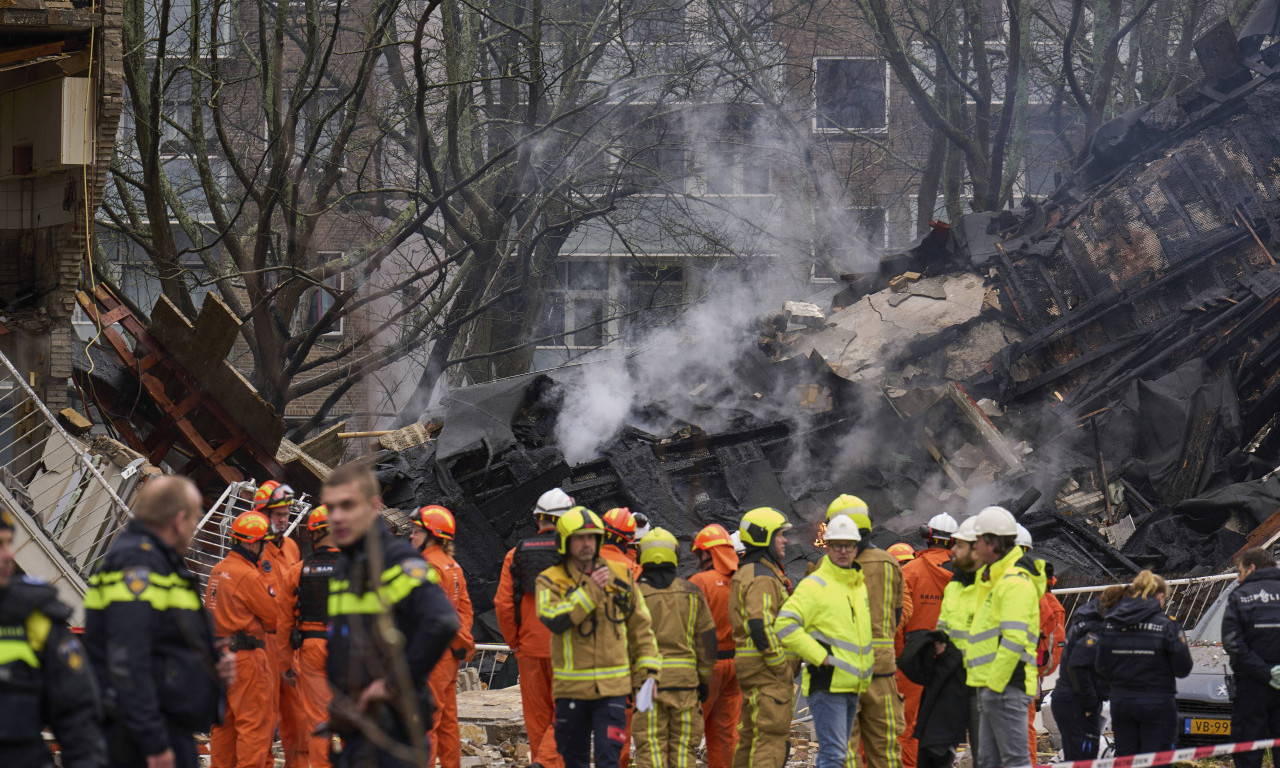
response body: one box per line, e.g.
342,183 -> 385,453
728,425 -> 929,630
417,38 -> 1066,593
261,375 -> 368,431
964,547 -> 1042,695
0,576 -> 105,768
776,556 -> 874,696
637,565 -> 716,692
730,550 -> 792,687
326,526 -> 460,738
856,543 -> 906,675
536,557 -> 661,699
936,566 -> 979,658
84,520 -> 222,757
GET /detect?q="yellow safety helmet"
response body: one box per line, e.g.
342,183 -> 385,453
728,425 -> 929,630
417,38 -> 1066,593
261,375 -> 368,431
738,507 -> 791,549
638,527 -> 679,567
826,493 -> 872,531
555,505 -> 606,555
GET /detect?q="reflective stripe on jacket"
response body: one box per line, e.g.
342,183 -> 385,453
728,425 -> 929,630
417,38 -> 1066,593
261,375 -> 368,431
936,569 -> 978,657
856,545 -> 906,675
536,558 -> 661,699
638,573 -> 716,690
964,547 -> 1042,695
729,554 -> 790,687
776,556 -> 874,696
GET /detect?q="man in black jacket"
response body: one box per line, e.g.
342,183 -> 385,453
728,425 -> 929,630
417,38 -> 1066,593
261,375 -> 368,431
0,506 -> 106,768
84,475 -> 234,768
1222,548 -> 1280,768
898,629 -> 966,768
323,462 -> 460,768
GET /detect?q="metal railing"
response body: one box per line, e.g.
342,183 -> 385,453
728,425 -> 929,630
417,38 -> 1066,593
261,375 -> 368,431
185,480 -> 312,585
0,349 -> 132,607
464,643 -> 518,690
1055,573 -> 1237,632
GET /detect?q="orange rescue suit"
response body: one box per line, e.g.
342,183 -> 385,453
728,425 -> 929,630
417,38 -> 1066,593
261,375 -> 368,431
424,542 -> 475,768
688,545 -> 741,768
266,535 -> 306,767
208,547 -> 278,768
896,547 -> 954,768
495,534 -> 563,768
1028,589 -> 1066,765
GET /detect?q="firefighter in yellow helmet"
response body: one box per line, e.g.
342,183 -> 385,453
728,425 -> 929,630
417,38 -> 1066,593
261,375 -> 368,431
632,527 -> 717,768
827,494 -> 909,768
535,507 -> 661,768
730,507 -> 795,768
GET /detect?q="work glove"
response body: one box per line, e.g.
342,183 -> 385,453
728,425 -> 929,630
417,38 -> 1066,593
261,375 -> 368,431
1270,665 -> 1280,690
636,677 -> 658,713
452,647 -> 467,660
698,683 -> 709,703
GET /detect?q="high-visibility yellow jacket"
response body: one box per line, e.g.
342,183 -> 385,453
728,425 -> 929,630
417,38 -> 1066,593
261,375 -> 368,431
536,558 -> 661,700
775,556 -> 874,696
964,547 -> 1043,695
730,553 -> 792,687
856,545 -> 906,675
937,568 -> 979,658
638,572 -> 717,691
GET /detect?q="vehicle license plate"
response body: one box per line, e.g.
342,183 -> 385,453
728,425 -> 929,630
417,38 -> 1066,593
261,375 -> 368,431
1184,718 -> 1230,736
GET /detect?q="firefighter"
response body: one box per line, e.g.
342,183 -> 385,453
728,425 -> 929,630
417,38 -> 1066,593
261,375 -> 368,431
0,506 -> 106,768
776,514 -> 874,768
1016,526 -> 1064,766
409,505 -> 476,768
965,506 -> 1042,768
731,506 -> 794,768
827,495 -> 907,768
898,513 -> 957,768
283,505 -> 340,768
535,506 -> 661,768
1222,548 -> 1280,768
254,480 -> 306,766
601,506 -> 642,577
632,527 -> 717,768
85,475 -> 232,768
324,462 -> 459,767
207,510 -> 280,768
494,488 -> 574,768
688,523 -> 742,768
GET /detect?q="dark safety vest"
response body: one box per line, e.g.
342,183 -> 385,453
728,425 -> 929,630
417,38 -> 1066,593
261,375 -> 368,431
510,530 -> 560,602
297,546 -> 340,627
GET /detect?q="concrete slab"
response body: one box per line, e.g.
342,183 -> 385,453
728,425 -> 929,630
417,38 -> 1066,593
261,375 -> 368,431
456,686 -> 527,746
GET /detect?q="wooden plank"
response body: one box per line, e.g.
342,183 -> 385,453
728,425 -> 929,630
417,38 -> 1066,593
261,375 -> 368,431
0,40 -> 63,66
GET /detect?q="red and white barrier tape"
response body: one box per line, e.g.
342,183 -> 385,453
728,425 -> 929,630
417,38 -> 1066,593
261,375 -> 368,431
1048,737 -> 1279,768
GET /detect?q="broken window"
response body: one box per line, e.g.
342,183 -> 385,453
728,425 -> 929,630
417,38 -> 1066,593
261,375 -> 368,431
814,58 -> 887,132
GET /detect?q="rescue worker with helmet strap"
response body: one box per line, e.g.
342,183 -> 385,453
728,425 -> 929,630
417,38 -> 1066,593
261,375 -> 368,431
829,494 -> 908,768
0,505 -> 107,768
409,505 -> 476,768
253,480 -> 307,766
322,462 -> 460,768
730,506 -> 795,768
207,510 -> 279,768
931,515 -> 981,768
601,507 -> 642,578
632,527 -> 717,768
495,488 -> 573,768
85,475 -> 231,768
776,515 -> 874,768
282,505 -> 340,768
965,506 -> 1042,768
898,513 -> 958,768
535,506 -> 661,768
688,523 -> 742,768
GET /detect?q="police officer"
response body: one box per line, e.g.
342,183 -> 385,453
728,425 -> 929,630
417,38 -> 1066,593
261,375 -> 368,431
85,475 -> 234,768
0,506 -> 106,768
284,505 -> 339,768
1050,585 -> 1124,761
322,462 -> 460,768
1222,548 -> 1280,768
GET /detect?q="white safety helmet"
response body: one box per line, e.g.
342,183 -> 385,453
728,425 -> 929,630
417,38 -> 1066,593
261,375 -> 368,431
535,488 -> 574,519
824,515 -> 862,543
972,506 -> 1018,537
730,530 -> 746,555
953,516 -> 979,543
925,512 -> 959,542
1015,524 -> 1032,549
633,512 -> 652,541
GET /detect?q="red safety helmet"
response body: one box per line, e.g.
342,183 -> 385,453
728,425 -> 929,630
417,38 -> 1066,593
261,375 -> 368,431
307,505 -> 330,533
411,505 -> 456,541
601,507 -> 637,541
230,511 -> 270,544
252,480 -> 295,510
692,523 -> 733,551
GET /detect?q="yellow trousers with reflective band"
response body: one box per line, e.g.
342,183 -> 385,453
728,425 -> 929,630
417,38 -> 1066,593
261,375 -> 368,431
633,687 -> 702,768
732,676 -> 793,768
850,674 -> 905,768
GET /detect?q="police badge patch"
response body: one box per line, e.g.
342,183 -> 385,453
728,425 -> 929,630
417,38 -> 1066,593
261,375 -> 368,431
57,637 -> 86,671
124,567 -> 151,596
